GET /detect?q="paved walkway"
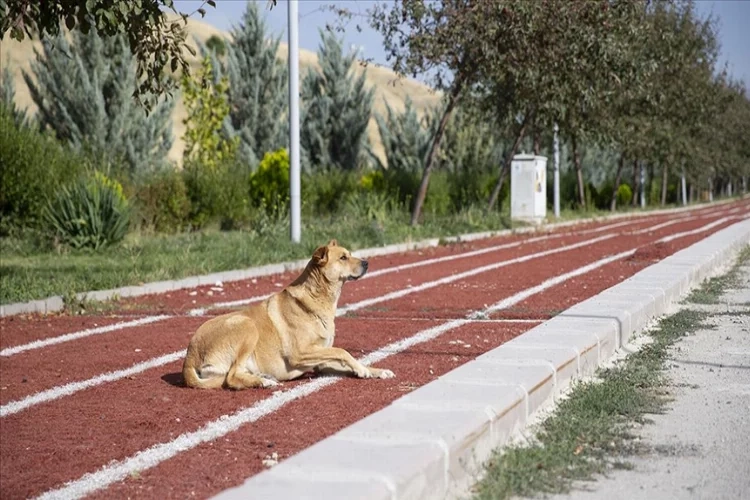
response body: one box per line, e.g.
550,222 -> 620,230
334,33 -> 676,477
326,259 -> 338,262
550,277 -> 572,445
554,261 -> 750,500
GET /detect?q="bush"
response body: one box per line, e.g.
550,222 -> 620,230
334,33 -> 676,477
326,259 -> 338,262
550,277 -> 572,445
183,158 -> 251,231
135,168 -> 191,233
302,169 -> 360,215
249,148 -> 290,215
0,105 -> 85,232
44,171 -> 131,250
617,183 -> 632,207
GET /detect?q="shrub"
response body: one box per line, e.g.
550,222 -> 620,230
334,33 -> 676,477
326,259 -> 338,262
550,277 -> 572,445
249,148 -> 290,215
135,168 -> 191,233
44,172 -> 131,250
302,169 -> 360,215
0,104 -> 85,232
181,55 -> 248,230
617,183 -> 632,207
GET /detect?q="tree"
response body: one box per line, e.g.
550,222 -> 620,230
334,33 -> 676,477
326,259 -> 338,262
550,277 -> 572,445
0,60 -> 29,128
24,26 -> 174,176
367,0 -> 489,225
181,57 -> 238,170
201,2 -> 288,168
1,0 -> 219,111
300,29 -> 375,171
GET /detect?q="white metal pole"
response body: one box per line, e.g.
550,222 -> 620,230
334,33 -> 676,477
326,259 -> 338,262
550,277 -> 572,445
288,0 -> 301,243
681,167 -> 687,206
640,161 -> 646,209
553,122 -> 560,218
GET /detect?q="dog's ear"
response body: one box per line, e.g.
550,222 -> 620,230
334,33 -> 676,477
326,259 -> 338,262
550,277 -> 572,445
312,245 -> 329,265
327,239 -> 338,247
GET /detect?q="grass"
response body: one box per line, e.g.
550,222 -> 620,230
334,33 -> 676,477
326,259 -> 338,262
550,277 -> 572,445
1,207 -> 517,304
0,198 -> 737,306
684,245 -> 750,304
470,245 -> 749,500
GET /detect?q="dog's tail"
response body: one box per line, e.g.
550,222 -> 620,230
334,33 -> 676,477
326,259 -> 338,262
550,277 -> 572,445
182,361 -> 225,389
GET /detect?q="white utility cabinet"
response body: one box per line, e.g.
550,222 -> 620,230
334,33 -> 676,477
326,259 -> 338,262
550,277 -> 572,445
510,154 -> 547,224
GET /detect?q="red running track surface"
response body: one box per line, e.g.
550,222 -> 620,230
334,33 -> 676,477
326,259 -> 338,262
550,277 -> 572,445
0,200 -> 747,499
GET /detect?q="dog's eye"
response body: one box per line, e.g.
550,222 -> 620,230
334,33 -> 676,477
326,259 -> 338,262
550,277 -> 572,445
340,255 -> 348,261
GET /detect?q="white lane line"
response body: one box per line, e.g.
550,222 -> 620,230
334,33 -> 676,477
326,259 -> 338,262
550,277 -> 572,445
7,213 -> 735,416
2,216 -> 640,353
0,352 -> 185,418
336,234 -> 615,316
1,233 -> 616,417
35,236 -> 654,500
7,204 -> 735,356
656,216 -> 735,243
0,316 -> 173,357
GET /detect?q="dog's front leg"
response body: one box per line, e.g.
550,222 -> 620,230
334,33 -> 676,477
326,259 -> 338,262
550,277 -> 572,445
291,347 -> 395,379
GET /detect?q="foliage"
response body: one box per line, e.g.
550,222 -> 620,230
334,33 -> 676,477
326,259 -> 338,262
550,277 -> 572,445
302,169 -> 360,216
300,29 -> 375,171
1,0 -> 218,110
134,168 -> 190,233
180,54 -> 247,230
205,35 -> 226,57
249,148 -> 290,216
0,104 -> 85,231
202,2 -> 288,168
0,62 -> 30,128
181,56 -> 239,170
24,26 -> 174,177
44,171 -> 131,250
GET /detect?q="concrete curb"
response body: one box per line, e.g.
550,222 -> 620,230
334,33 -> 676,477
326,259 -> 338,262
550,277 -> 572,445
211,217 -> 750,500
0,198 -> 740,318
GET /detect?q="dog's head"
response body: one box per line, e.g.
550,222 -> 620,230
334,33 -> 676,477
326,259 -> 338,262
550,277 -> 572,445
311,239 -> 368,282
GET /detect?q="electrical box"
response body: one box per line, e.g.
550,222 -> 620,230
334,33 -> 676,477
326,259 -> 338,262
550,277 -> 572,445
510,154 -> 547,224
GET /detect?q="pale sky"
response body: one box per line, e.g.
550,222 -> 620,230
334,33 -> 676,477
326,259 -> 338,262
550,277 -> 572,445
174,0 -> 750,90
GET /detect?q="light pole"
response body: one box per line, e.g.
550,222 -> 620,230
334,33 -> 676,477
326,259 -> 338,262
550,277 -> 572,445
288,0 -> 301,243
553,122 -> 560,218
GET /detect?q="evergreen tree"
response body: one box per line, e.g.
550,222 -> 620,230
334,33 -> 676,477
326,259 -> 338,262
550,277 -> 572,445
370,97 -> 437,174
202,2 -> 288,168
23,27 -> 174,176
0,62 -> 30,128
300,30 -> 375,171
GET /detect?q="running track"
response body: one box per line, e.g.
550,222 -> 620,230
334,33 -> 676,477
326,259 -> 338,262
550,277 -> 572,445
0,200 -> 748,499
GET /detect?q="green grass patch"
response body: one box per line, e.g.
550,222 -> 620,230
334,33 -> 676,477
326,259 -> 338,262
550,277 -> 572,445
471,246 -> 750,500
685,246 -> 750,304
1,207 -> 516,304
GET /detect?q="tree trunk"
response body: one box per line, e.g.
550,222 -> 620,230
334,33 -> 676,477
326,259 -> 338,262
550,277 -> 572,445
410,79 -> 463,226
610,153 -> 626,212
631,159 -> 640,206
533,126 -> 541,156
571,133 -> 585,209
660,164 -> 668,206
487,113 -> 531,212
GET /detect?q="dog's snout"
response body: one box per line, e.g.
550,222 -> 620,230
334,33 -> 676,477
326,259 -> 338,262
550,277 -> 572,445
361,260 -> 369,270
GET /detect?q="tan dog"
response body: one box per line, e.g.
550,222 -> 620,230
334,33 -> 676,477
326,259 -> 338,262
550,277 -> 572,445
182,239 -> 395,389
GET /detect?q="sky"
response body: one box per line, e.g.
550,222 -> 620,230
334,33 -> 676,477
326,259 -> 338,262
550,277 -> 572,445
174,0 -> 750,90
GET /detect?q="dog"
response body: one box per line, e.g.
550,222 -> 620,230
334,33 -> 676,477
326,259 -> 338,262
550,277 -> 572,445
182,239 -> 395,389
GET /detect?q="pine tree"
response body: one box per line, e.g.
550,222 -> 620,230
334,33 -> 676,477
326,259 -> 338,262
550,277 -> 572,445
370,97 -> 437,174
23,27 -> 174,176
202,2 -> 288,168
0,62 -> 30,128
300,30 -> 375,171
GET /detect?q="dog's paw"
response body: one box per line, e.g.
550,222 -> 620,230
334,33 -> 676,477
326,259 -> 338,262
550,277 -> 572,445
370,368 -> 395,379
260,377 -> 280,388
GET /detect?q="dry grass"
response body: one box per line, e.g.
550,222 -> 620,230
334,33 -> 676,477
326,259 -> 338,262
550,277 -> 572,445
0,14 -> 442,166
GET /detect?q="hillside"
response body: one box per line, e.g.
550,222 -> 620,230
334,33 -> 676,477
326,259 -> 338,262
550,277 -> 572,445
0,15 -> 442,167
